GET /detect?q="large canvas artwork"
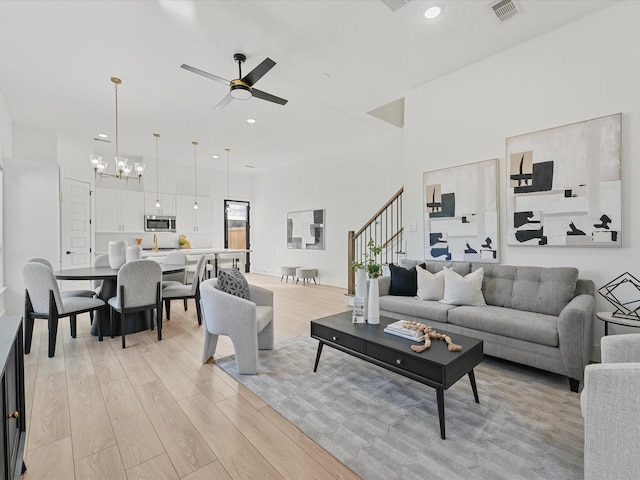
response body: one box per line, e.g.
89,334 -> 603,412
423,159 -> 499,262
287,209 -> 325,250
506,113 -> 622,247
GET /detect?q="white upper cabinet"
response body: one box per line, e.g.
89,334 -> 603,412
176,195 -> 212,233
95,188 -> 144,232
144,192 -> 176,216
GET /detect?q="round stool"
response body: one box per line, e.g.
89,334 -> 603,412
281,266 -> 298,283
295,267 -> 317,286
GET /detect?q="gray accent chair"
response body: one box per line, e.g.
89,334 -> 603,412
200,278 -> 274,374
162,254 -> 206,325
581,334 -> 640,480
107,259 -> 162,349
23,262 -> 105,357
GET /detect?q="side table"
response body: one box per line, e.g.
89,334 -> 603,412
596,311 -> 640,336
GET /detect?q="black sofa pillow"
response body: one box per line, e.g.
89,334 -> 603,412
388,263 -> 418,296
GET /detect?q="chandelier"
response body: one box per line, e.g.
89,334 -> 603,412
90,77 -> 146,182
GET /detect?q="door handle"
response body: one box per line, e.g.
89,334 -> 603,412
66,251 -> 76,254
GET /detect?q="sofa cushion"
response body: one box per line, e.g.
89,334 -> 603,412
440,267 -> 486,306
473,263 -> 579,316
379,296 -> 455,323
416,265 -> 444,301
388,263 -> 417,296
447,305 -> 559,347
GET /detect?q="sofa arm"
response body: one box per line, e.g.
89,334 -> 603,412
602,333 -> 640,363
581,363 -> 640,480
249,284 -> 273,307
557,293 -> 595,382
378,276 -> 391,296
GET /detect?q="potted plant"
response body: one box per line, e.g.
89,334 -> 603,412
351,238 -> 383,324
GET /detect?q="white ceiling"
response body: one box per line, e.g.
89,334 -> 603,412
0,0 -> 618,175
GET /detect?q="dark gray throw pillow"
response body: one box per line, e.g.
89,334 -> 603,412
388,263 -> 418,296
216,268 -> 250,300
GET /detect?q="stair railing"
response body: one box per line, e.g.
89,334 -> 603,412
347,187 -> 404,294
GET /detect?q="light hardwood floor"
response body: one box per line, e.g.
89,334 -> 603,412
22,274 -> 359,480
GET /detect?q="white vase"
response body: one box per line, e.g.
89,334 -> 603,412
126,245 -> 141,263
367,277 -> 380,325
355,268 -> 368,320
108,240 -> 127,269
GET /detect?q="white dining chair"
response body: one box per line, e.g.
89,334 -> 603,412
23,262 -> 106,357
107,259 -> 162,349
92,253 -> 110,295
28,257 -> 96,298
162,254 -> 206,325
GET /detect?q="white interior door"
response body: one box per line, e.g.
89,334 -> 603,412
61,178 -> 92,270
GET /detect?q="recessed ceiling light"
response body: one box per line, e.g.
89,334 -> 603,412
424,6 -> 442,19
212,155 -> 219,159
246,118 -> 257,124
97,133 -> 108,138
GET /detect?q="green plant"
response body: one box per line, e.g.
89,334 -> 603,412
351,238 -> 383,279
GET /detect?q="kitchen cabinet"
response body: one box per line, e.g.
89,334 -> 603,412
144,193 -> 176,216
176,195 -> 212,233
0,315 -> 26,480
95,188 -> 144,232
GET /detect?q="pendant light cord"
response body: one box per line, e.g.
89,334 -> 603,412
154,133 -> 160,200
225,148 -> 231,199
193,141 -> 198,206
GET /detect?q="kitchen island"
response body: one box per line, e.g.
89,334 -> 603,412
140,248 -> 250,277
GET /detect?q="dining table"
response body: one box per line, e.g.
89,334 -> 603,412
54,263 -> 185,338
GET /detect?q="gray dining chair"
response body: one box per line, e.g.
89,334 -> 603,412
28,257 -> 96,298
162,254 -> 206,325
162,252 -> 188,284
92,253 -> 110,295
107,259 -> 162,349
23,262 -> 106,357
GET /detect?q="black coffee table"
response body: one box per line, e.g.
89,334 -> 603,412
310,311 -> 483,439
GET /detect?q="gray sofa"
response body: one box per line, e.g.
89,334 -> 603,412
378,260 -> 595,391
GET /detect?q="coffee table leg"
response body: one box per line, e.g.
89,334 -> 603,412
468,369 -> 480,403
436,387 -> 446,440
313,342 -> 324,372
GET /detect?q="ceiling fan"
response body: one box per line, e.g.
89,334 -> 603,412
180,53 -> 288,110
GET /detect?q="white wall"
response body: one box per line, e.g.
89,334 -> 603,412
404,2 -> 640,351
0,89 -> 11,315
251,130 -> 404,287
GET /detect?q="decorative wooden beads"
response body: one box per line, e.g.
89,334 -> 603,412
401,321 -> 462,353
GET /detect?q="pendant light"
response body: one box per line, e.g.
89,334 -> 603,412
153,133 -> 161,209
192,141 -> 199,210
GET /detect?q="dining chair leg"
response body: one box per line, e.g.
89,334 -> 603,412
156,283 -> 162,341
70,314 -> 77,338
121,311 -> 126,349
164,299 -> 171,321
183,298 -> 188,311
24,291 -> 35,354
48,290 -> 60,358
96,307 -> 103,342
110,308 -> 115,339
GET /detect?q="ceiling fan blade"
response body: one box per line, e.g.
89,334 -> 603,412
180,64 -> 230,86
241,57 -> 276,86
251,88 -> 288,106
215,93 -> 234,110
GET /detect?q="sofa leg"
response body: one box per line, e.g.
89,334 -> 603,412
569,377 -> 580,393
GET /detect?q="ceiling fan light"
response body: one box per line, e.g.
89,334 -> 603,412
230,84 -> 252,100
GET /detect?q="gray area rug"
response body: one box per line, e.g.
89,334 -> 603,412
216,336 -> 583,480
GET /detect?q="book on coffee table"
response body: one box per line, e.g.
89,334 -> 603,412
384,320 -> 425,341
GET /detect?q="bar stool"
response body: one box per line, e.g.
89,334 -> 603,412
281,266 -> 298,283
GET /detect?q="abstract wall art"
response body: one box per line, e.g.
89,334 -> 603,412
506,113 -> 622,247
423,159 -> 499,262
287,209 -> 325,250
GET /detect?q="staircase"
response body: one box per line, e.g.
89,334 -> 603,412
347,187 -> 404,295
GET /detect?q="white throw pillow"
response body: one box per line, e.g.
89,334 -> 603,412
440,267 -> 486,306
415,265 -> 444,301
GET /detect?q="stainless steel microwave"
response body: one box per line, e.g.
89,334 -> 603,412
144,215 -> 176,232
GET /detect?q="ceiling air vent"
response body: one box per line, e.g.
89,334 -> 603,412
489,0 -> 519,22
380,0 -> 410,13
